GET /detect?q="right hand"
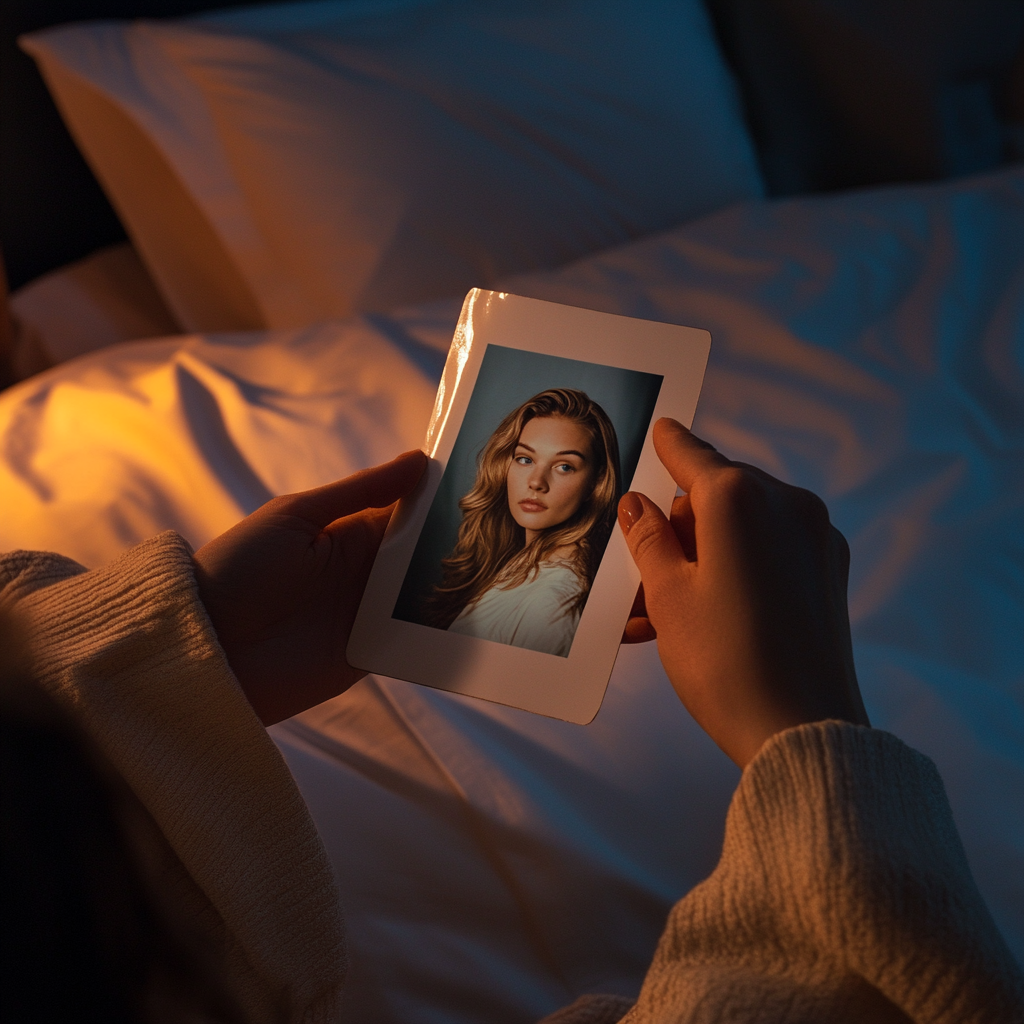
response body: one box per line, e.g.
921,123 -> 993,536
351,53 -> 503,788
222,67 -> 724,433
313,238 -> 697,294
618,419 -> 868,768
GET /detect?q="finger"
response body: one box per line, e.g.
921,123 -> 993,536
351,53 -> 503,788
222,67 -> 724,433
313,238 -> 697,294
621,585 -> 654,643
280,449 -> 427,528
323,505 -> 396,596
669,493 -> 696,561
324,501 -> 394,546
622,617 -> 657,644
618,491 -> 686,589
827,523 -> 869,729
652,419 -> 732,494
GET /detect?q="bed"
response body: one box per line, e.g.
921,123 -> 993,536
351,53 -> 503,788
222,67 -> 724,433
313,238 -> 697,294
1,2 -> 1022,1022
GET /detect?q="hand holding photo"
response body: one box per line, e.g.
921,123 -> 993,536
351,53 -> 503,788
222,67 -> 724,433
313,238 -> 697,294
348,290 -> 710,722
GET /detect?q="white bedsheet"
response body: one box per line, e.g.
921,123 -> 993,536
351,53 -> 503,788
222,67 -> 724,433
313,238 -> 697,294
1,166 -> 1021,1022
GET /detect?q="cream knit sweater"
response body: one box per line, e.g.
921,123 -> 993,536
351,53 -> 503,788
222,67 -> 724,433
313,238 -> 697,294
2,532 -> 1021,1024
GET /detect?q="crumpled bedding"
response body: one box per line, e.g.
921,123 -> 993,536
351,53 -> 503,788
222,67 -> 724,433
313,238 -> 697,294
1,165 -> 1021,1023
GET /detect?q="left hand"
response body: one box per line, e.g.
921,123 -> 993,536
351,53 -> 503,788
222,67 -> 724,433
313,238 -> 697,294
193,449 -> 426,725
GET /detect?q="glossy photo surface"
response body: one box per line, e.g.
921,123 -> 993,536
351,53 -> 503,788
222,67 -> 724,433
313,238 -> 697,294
393,345 -> 662,657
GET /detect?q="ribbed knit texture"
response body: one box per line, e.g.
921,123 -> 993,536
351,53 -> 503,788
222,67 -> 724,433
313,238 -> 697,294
612,722 -> 1024,1024
1,535 -> 346,1024
539,994 -> 638,1024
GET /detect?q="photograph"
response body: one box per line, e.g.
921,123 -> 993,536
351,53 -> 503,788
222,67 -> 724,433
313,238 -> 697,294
393,345 -> 663,657
348,289 -> 711,722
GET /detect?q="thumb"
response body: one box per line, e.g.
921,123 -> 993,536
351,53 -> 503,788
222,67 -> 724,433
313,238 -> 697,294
618,491 -> 686,593
278,449 -> 427,528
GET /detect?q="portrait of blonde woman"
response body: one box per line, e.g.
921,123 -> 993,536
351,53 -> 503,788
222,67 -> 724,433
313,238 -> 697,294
426,388 -> 621,657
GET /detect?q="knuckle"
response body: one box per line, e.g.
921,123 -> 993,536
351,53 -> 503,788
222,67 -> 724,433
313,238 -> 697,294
628,519 -> 663,563
792,486 -> 831,531
262,494 -> 294,515
706,467 -> 834,541
830,524 -> 851,567
710,465 -> 761,509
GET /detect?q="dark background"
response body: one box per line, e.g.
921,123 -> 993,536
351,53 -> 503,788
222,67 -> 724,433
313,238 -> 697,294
2,0 -> 1022,290
392,344 -> 663,626
0,0 -> 259,290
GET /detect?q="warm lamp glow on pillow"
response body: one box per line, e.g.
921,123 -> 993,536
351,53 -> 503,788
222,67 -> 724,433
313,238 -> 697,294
24,0 -> 764,332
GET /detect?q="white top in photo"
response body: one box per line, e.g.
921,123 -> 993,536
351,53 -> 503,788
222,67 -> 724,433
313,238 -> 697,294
449,561 -> 583,658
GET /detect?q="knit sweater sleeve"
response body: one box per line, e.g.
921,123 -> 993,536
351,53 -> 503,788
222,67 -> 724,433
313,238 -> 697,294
0,534 -> 346,1024
617,721 -> 1024,1024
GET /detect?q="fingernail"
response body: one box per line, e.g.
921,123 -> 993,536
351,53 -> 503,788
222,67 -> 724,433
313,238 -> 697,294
618,492 -> 644,534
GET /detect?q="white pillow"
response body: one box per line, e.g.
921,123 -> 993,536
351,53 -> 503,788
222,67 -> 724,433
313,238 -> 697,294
23,0 -> 764,332
9,243 -> 180,366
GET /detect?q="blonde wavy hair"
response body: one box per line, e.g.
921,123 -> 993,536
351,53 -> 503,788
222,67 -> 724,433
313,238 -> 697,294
429,388 -> 621,629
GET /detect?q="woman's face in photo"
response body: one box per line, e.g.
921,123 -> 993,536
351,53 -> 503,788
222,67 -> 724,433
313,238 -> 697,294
507,415 -> 596,542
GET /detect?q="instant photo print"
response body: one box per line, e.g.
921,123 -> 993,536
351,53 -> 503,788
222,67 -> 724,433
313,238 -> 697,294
348,290 -> 710,723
